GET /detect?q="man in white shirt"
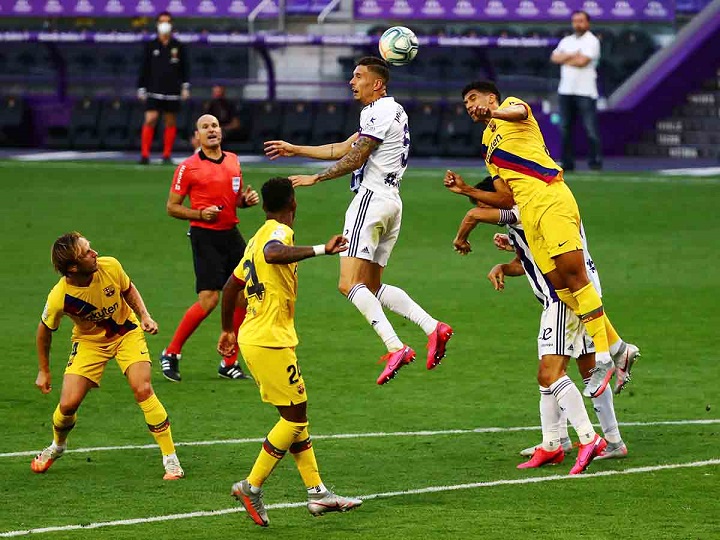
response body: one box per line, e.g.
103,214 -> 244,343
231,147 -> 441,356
263,57 -> 453,386
551,10 -> 602,171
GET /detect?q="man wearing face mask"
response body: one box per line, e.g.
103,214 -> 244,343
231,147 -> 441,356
138,11 -> 190,165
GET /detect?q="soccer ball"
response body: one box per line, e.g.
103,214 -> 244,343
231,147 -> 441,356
378,26 -> 419,66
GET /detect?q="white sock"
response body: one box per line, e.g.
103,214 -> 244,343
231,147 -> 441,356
609,339 -> 626,357
596,351 -> 614,367
249,482 -> 262,494
348,284 -> 403,352
550,376 -> 595,445
307,482 -> 328,496
539,386 -> 561,452
376,284 -> 438,335
49,441 -> 66,452
162,452 -> 177,465
558,408 -> 569,440
586,377 -> 622,443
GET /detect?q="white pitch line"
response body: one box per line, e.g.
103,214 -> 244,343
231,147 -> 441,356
2,418 -> 718,459
1,458 -> 718,538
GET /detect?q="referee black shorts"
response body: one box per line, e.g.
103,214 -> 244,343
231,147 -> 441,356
189,226 -> 246,293
146,97 -> 181,113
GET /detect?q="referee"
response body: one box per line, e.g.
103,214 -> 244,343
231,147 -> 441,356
162,114 -> 259,382
138,11 -> 190,165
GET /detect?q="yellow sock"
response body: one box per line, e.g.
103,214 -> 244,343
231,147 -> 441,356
52,405 -> 76,446
604,315 -> 621,348
290,427 -> 322,489
248,417 -> 306,488
556,288 -> 580,314
573,283 -> 610,354
138,394 -> 175,456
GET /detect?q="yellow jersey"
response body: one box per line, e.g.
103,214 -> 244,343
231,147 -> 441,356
234,219 -> 298,348
41,257 -> 140,343
482,97 -> 564,209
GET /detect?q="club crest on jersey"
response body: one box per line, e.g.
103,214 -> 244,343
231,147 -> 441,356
489,120 -> 497,132
297,383 -> 305,395
103,286 -> 115,297
232,177 -> 241,193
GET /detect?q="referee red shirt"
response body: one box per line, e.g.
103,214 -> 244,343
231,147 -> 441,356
171,150 -> 244,231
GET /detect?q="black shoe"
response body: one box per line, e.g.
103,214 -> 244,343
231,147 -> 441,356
218,361 -> 251,380
139,156 -> 150,165
162,157 -> 173,165
160,349 -> 181,382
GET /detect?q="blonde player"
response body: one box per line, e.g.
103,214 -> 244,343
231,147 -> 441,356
32,232 -> 183,480
218,178 -> 361,527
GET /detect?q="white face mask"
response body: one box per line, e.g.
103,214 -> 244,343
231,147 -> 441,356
157,22 -> 172,35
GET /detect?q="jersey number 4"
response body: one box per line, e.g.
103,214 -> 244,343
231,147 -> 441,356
243,258 -> 266,301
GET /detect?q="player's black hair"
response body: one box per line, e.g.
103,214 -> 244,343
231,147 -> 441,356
571,9 -> 590,21
461,81 -> 502,103
156,11 -> 172,22
262,177 -> 295,213
356,56 -> 391,85
467,176 -> 495,204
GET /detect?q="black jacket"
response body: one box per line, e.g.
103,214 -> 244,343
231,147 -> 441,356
137,37 -> 190,99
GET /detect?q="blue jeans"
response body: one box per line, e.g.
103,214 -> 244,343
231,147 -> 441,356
559,94 -> 602,169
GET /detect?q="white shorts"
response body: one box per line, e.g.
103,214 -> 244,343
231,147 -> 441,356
340,187 -> 402,268
537,301 -> 595,359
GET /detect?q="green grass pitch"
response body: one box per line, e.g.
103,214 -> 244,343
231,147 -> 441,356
0,161 -> 718,539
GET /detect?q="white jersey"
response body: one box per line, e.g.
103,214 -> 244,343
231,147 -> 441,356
506,207 -> 601,308
351,96 -> 409,199
553,31 -> 601,99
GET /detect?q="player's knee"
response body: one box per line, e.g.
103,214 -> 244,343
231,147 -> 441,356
337,280 -> 351,297
58,401 -> 79,416
198,291 -> 219,311
537,360 -> 564,387
132,382 -> 154,403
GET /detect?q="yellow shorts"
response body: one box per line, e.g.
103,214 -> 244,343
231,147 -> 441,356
65,328 -> 150,386
519,181 -> 583,274
239,344 -> 307,406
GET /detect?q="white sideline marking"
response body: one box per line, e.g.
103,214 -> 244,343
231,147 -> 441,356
1,160 -> 719,182
659,166 -> 720,176
1,458 -> 718,537
11,151 -> 126,162
3,418 -> 718,459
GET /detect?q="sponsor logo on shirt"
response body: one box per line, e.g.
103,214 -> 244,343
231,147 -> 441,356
271,227 -> 287,241
174,165 -> 186,191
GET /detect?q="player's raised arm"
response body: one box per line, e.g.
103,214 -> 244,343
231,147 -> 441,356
265,133 -> 359,162
289,136 -> 379,187
453,207 -> 504,255
489,104 -> 529,122
35,322 -> 54,394
263,234 -> 349,264
444,171 -> 514,209
487,253 -> 525,291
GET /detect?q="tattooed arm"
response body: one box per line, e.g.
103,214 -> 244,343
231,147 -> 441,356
289,136 -> 380,187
